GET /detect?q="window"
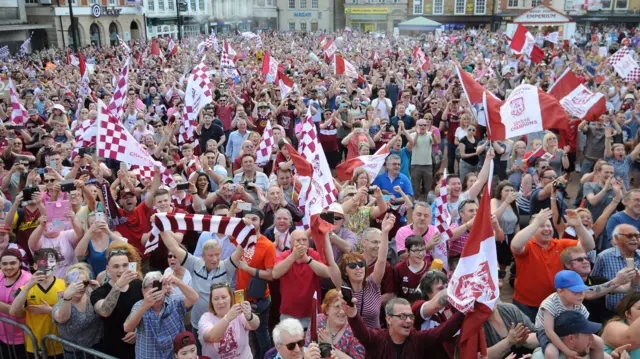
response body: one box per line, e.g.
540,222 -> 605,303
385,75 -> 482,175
507,0 -> 518,7
148,0 -> 154,11
432,0 -> 443,13
189,0 -> 195,10
168,0 -> 173,10
289,0 -> 295,8
311,0 -> 317,8
109,0 -> 115,5
25,0 -> 37,4
601,0 -> 612,8
289,21 -> 296,30
615,0 -> 627,9
474,0 -> 485,13
158,0 -> 164,10
413,0 -> 423,13
454,0 -> 464,13
198,0 -> 204,10
531,0 -> 541,5
300,22 -> 307,31
311,21 -> 318,31
300,0 -> 306,7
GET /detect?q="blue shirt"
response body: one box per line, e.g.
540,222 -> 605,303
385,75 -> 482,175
592,246 -> 640,311
372,172 -> 413,198
606,211 -> 640,243
132,294 -> 188,359
390,148 -> 411,179
225,130 -> 250,162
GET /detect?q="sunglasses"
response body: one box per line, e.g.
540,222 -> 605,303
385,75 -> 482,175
168,254 -> 176,259
418,124 -> 427,127
334,216 -> 343,221
468,129 -> 476,132
109,249 -> 129,257
44,179 -> 56,183
618,233 -> 640,239
166,164 -> 176,169
570,256 -> 590,263
284,340 -> 305,351
347,260 -> 366,269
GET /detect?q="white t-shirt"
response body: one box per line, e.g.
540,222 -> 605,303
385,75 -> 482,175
198,312 -> 253,359
37,230 -> 78,278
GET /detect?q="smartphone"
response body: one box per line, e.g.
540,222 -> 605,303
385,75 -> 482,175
128,262 -> 137,272
36,168 -> 46,175
176,183 -> 190,191
152,280 -> 162,291
49,160 -> 56,168
341,286 -> 354,307
626,258 -> 635,270
237,202 -> 252,211
22,185 -> 37,201
69,271 -> 80,283
368,186 -> 376,195
6,125 -> 24,130
60,180 -> 76,192
95,212 -> 105,223
234,289 -> 245,303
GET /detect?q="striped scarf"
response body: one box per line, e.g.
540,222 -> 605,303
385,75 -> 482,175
145,213 -> 256,254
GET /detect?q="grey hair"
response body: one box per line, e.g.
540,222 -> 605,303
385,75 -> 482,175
338,185 -> 357,202
385,297 -> 411,316
385,154 -> 401,165
362,227 -> 382,241
275,208 -> 293,225
612,224 -> 636,245
142,271 -> 162,288
413,201 -> 430,211
201,240 -> 221,255
272,318 -> 304,345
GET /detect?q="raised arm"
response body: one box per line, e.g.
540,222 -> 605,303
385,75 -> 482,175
468,148 -> 495,200
511,208 -> 552,255
371,214 -> 393,286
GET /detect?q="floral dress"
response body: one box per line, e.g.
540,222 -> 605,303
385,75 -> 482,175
304,314 -> 365,359
345,207 -> 372,252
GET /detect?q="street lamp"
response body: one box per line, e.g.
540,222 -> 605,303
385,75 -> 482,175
176,0 -> 187,41
68,0 -> 78,51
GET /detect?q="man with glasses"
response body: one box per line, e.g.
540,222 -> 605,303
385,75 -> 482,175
606,189 -> 640,242
393,235 -> 431,302
373,154 -> 414,200
584,163 -> 617,233
346,296 -> 464,358
561,246 -> 636,323
593,224 -> 640,314
407,118 -> 437,201
529,167 -> 567,216
271,317 -> 321,359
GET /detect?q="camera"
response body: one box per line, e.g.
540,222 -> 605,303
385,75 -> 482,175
368,186 -> 376,195
319,343 -> 333,358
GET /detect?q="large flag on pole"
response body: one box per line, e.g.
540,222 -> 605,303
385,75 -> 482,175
334,55 -> 365,83
608,47 -> 640,82
432,170 -> 453,272
182,60 -> 214,145
483,84 -> 568,140
447,162 -> 499,359
547,68 -> 606,121
335,144 -> 390,181
9,79 -> 28,125
509,24 -> 545,63
413,46 -> 430,72
106,57 -> 130,120
255,120 -> 274,166
262,51 -> 280,82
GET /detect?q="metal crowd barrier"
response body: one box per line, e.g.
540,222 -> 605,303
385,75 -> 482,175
40,336 -> 117,359
0,316 -> 38,359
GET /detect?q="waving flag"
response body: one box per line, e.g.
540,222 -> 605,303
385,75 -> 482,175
255,120 -> 274,166
286,142 -> 333,262
0,46 -> 9,60
262,51 -> 280,82
322,39 -> 337,62
509,24 -> 545,63
483,84 -> 568,140
547,68 -> 606,120
106,57 -> 130,120
334,55 -> 365,83
9,79 -> 28,125
413,46 -> 429,72
150,38 -> 164,61
183,60 -> 214,145
335,144 -> 389,181
118,35 -> 131,55
544,32 -> 559,44
278,71 -> 294,100
433,170 -> 453,272
18,33 -> 32,57
447,162 -> 498,359
167,37 -> 178,56
609,47 -> 640,82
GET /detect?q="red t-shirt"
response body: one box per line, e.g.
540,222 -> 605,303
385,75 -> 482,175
236,235 -> 276,301
393,259 -> 429,302
215,105 -> 234,131
367,260 -> 394,295
275,249 -> 323,318
446,112 -> 461,143
255,114 -> 270,135
347,133 -> 369,160
115,202 -> 153,256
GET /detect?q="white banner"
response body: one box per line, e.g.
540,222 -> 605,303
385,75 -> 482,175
613,53 -> 639,80
500,84 -> 543,139
560,84 -> 604,119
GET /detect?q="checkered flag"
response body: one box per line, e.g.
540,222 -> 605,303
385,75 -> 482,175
608,47 -> 640,82
438,36 -> 448,49
18,33 -> 32,58
433,169 -> 453,271
117,35 -> 131,56
0,46 -> 9,60
130,164 -> 176,188
9,79 -> 28,126
255,120 -> 274,166
106,57 -> 130,120
221,46 -> 239,78
182,60 -> 214,145
608,47 -> 629,65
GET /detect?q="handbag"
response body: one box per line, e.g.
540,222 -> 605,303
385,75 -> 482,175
432,149 -> 443,165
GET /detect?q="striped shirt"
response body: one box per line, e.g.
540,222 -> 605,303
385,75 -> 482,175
347,276 -> 381,329
534,292 -> 590,331
182,253 -> 237,328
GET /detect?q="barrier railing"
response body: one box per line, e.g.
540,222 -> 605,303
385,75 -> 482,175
0,316 -> 38,359
40,335 -> 117,359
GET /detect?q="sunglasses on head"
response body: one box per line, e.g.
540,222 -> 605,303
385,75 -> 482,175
347,260 -> 366,269
211,282 -> 230,290
284,340 -> 305,351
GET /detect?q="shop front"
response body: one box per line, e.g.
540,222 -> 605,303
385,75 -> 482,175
505,5 -> 576,41
209,20 -> 252,33
345,8 -> 389,33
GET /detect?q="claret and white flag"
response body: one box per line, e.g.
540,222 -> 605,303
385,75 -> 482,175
547,67 -> 606,121
277,71 -> 294,100
609,47 -> 640,82
335,144 -> 390,182
255,120 -> 274,166
448,162 -> 498,359
262,51 -> 280,82
183,60 -> 214,145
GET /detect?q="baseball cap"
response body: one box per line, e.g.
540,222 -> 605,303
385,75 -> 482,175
242,207 -> 264,220
28,109 -> 38,116
173,331 -> 197,354
0,223 -> 10,233
52,104 -> 65,112
554,311 -> 602,337
0,248 -> 22,262
220,177 -> 234,185
554,270 -> 589,293
120,188 -> 136,198
328,202 -> 344,216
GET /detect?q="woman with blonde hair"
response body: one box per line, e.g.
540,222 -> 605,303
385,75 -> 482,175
198,282 -> 259,358
454,113 -> 474,145
348,168 -> 372,190
303,289 -> 365,359
541,132 -> 570,175
508,140 -> 527,190
53,263 -> 103,357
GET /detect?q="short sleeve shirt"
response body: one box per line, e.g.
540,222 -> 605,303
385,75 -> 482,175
534,292 -> 590,330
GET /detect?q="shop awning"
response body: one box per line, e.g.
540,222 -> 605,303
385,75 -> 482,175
398,17 -> 442,28
350,14 -> 387,21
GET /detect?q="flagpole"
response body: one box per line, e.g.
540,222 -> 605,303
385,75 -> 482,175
68,1 -> 78,51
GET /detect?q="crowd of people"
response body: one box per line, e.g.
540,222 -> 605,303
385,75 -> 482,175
0,24 -> 637,359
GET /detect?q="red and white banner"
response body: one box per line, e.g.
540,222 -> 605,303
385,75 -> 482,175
447,162 -> 498,359
278,71 -> 294,100
322,39 -> 337,62
167,37 -> 178,56
183,61 -> 214,145
335,144 -> 390,181
413,46 -> 429,72
221,40 -> 239,78
609,48 -> 640,82
484,84 -> 568,140
255,120 -> 274,166
286,142 -> 333,262
509,24 -> 544,63
544,32 -> 559,44
432,170 -> 452,272
106,57 -> 130,120
262,51 -> 280,82
150,38 -> 164,61
9,79 -> 28,126
334,55 -> 363,83
547,68 -> 606,120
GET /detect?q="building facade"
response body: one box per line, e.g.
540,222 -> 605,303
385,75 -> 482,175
277,0 -> 334,31
343,0 -> 409,32
146,0 -> 208,39
26,0 -> 145,49
408,0 -> 496,27
0,0 -> 48,52
207,0 -> 277,33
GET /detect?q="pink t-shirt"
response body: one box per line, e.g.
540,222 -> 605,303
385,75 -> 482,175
36,230 -> 78,278
0,270 -> 32,344
395,224 -> 437,257
198,312 -> 252,359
